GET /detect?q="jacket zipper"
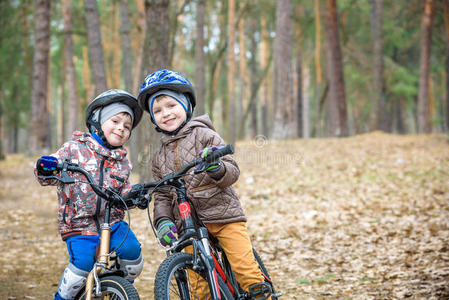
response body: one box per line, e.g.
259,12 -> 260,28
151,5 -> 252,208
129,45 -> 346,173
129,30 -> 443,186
94,156 -> 107,233
174,141 -> 180,171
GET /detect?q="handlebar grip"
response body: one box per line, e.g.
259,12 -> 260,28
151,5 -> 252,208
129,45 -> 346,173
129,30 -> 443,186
204,144 -> 234,163
55,162 -> 79,172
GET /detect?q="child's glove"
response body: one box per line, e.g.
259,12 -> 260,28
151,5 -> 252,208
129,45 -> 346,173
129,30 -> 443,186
157,219 -> 178,246
36,156 -> 59,176
199,146 -> 222,173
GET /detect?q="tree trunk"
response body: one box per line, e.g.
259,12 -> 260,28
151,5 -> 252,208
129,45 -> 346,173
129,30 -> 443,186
82,46 -> 94,106
0,107 -> 4,159
238,5 -> 248,139
417,0 -> 435,133
444,0 -> 449,131
324,0 -> 348,136
133,0 -> 146,94
120,0 -> 133,92
303,66 -> 310,138
272,0 -> 295,139
249,17 -> 258,138
84,0 -> 108,95
314,0 -> 322,86
112,4 -> 121,89
137,0 -> 171,181
396,97 -> 406,134
370,0 -> 387,132
227,0 -> 236,144
208,4 -> 227,122
260,15 -> 269,138
62,0 -> 79,138
29,0 -> 51,155
195,0 -> 206,116
297,48 -> 303,138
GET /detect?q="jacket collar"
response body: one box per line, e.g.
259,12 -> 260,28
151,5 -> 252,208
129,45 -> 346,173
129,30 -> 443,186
71,131 -> 127,160
160,114 -> 216,146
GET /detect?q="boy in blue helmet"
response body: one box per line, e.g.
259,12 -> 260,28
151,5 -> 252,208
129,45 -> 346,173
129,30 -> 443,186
34,89 -> 146,300
138,70 -> 271,299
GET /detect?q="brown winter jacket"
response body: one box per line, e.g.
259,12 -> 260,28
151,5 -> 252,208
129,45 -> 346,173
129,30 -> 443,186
152,115 -> 246,231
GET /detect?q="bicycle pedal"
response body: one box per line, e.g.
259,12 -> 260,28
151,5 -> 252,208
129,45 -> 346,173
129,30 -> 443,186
248,282 -> 272,299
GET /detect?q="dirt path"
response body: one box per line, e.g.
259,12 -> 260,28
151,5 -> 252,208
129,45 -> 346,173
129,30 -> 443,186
1,133 -> 448,299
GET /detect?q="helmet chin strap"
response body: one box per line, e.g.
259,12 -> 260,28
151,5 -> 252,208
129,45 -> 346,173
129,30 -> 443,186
154,113 -> 192,136
86,108 -> 121,150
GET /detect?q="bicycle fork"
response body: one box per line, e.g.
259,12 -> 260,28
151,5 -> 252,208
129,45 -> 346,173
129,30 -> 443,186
197,228 -> 221,299
85,222 -> 112,300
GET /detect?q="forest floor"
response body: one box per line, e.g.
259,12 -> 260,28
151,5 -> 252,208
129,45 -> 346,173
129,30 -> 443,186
0,132 -> 448,299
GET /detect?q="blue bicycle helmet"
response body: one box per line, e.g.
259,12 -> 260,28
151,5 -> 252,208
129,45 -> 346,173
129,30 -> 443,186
137,69 -> 196,118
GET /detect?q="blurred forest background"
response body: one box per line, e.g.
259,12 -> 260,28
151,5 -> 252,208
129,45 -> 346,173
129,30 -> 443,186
0,0 -> 448,178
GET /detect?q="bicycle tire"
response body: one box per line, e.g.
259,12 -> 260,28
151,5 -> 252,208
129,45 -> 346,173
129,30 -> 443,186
154,252 -> 234,300
253,248 -> 279,300
74,275 -> 140,300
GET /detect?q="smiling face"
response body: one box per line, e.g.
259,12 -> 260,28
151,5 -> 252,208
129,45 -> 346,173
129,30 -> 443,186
151,95 -> 187,133
101,112 -> 132,147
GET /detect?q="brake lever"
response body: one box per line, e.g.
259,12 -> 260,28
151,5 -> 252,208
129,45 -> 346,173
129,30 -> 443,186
193,161 -> 207,174
43,171 -> 75,184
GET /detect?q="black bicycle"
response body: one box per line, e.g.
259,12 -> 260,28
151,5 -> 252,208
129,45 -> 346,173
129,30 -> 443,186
133,144 -> 280,300
43,161 -> 140,300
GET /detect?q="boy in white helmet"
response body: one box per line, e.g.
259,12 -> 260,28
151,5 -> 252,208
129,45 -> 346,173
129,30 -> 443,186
35,89 -> 146,300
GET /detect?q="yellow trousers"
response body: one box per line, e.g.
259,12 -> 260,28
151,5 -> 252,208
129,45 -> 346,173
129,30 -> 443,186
185,222 -> 265,299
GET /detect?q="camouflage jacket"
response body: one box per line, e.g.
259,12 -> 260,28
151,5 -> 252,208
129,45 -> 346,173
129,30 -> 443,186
35,131 -> 133,240
151,115 -> 246,232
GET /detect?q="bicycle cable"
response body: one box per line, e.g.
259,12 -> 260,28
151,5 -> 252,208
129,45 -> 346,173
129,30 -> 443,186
145,171 -> 196,248
76,179 -> 131,255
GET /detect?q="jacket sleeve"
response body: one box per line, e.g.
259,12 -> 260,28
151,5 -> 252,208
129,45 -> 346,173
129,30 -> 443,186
199,128 -> 240,189
152,156 -> 175,227
34,142 -> 71,186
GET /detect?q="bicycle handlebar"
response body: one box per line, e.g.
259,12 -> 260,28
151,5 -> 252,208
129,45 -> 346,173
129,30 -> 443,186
142,144 -> 234,190
44,162 -> 117,202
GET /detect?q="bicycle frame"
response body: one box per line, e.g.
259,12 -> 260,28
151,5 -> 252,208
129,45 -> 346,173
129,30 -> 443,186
168,177 -> 223,300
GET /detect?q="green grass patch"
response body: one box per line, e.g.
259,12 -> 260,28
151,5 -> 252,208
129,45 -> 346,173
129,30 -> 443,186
296,278 -> 311,285
360,276 -> 377,282
316,273 -> 335,284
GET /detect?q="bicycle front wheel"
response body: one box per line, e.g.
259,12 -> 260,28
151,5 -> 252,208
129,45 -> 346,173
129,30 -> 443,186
74,275 -> 140,300
154,252 -> 234,300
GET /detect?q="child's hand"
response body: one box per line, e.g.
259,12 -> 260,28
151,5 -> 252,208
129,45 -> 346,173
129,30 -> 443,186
36,156 -> 59,176
157,219 -> 178,246
199,146 -> 222,172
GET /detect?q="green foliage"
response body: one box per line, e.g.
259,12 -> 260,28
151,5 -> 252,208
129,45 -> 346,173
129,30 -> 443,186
0,1 -> 32,130
0,0 -> 448,151
384,58 -> 418,101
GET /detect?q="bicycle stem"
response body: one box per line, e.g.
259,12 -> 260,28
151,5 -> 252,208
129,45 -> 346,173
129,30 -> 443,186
173,178 -> 196,235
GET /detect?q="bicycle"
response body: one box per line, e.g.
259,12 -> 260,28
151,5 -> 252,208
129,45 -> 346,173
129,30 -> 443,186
133,144 -> 281,300
43,161 -> 140,300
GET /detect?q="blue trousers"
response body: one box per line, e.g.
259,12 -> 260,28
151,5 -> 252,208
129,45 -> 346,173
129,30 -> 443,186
54,221 -> 142,299
65,221 -> 141,272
